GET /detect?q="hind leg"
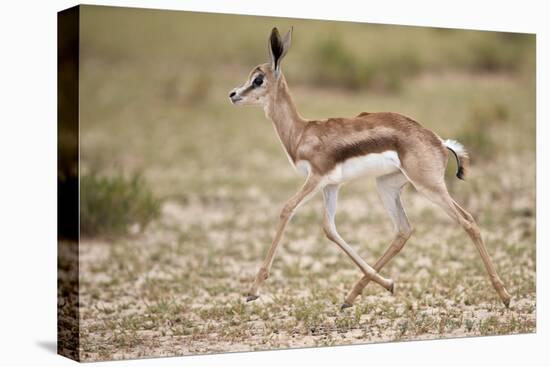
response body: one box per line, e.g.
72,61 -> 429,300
411,179 -> 511,307
322,184 -> 394,292
449,198 -> 511,306
342,172 -> 413,309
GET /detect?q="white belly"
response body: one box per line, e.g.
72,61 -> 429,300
326,150 -> 401,184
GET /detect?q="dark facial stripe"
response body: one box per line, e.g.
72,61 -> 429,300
240,84 -> 254,95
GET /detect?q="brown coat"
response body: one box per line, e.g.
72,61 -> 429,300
295,112 -> 448,175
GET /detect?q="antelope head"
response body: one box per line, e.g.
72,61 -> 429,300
228,27 -> 293,107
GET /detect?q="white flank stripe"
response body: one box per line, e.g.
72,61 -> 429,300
325,151 -> 401,184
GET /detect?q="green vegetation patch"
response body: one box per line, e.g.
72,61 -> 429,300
80,172 -> 161,237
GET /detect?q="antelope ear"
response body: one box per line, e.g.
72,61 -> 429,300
268,27 -> 292,77
281,26 -> 293,59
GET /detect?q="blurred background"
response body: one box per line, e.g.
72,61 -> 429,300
76,5 -> 535,361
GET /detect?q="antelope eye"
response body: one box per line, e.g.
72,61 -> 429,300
252,75 -> 264,87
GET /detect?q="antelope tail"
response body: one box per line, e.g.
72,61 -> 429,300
443,139 -> 469,180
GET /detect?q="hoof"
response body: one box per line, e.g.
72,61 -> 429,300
340,302 -> 353,311
246,294 -> 259,302
503,297 -> 511,309
389,281 -> 395,295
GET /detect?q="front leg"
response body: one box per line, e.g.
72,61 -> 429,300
246,174 -> 321,301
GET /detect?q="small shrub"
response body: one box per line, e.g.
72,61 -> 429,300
310,38 -> 369,90
455,101 -> 508,161
309,37 -> 421,92
468,34 -> 526,73
366,50 -> 421,92
479,315 -> 500,335
465,318 -> 475,332
80,172 -> 161,237
455,121 -> 493,161
470,102 -> 509,125
292,299 -> 326,333
184,73 -> 211,105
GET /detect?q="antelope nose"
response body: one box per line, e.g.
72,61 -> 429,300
229,91 -> 236,98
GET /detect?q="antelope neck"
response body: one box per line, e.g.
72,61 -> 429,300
264,77 -> 306,163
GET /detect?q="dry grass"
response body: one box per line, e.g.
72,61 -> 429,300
77,154 -> 535,360
71,6 -> 536,361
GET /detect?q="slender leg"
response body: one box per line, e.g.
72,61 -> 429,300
416,183 -> 512,307
342,172 -> 412,309
246,174 -> 321,301
451,199 -> 511,307
322,184 -> 394,292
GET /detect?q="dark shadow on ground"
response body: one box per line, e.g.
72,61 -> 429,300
36,340 -> 57,354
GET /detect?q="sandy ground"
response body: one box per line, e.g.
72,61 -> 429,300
77,154 -> 535,361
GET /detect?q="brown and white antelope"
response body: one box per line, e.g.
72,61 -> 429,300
228,27 -> 511,309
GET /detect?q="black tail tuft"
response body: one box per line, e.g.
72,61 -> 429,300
446,146 -> 467,180
456,165 -> 465,180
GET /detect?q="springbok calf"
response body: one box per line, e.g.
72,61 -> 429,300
228,27 -> 511,309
